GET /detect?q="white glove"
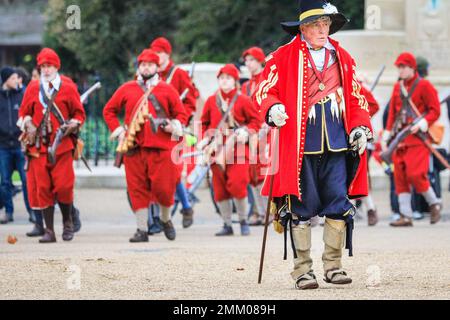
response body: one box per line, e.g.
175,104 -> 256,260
349,127 -> 367,155
412,118 -> 429,133
268,104 -> 289,127
110,126 -> 126,141
170,119 -> 183,139
235,127 -> 249,144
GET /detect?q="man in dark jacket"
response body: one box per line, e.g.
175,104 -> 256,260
0,67 -> 32,224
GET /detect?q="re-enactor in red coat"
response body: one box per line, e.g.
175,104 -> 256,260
103,49 -> 187,242
255,1 -> 373,289
18,48 -> 86,243
150,36 -> 198,229
199,64 -> 261,237
383,52 -> 441,227
150,37 -> 197,121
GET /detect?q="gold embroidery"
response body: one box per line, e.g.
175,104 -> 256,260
256,65 -> 278,105
351,74 -> 369,113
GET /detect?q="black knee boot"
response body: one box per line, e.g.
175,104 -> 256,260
59,202 -> 74,241
71,205 -> 82,233
39,206 -> 56,243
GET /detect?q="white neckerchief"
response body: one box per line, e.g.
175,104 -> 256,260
137,73 -> 160,89
39,73 -> 61,110
301,35 -> 336,71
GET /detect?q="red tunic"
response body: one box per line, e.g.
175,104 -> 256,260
386,73 -> 440,147
386,73 -> 440,194
19,75 -> 85,209
255,35 -> 372,199
19,76 -> 86,156
201,89 -> 261,143
201,89 -> 262,201
103,80 -> 187,150
160,61 -> 197,117
103,80 -> 187,210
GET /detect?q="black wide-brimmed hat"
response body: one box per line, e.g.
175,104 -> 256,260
281,0 -> 349,35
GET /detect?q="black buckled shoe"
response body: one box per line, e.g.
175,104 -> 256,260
240,220 -> 250,236
162,220 -> 176,241
26,224 -> 45,237
215,224 -> 234,236
62,222 -> 74,241
129,229 -> 149,242
181,208 -> 194,229
39,229 -> 57,243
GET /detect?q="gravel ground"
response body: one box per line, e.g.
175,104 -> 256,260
0,188 -> 449,300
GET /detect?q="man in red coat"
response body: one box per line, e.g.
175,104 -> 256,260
150,36 -> 198,228
199,64 -> 261,236
241,47 -> 266,98
383,52 -> 441,227
255,1 -> 372,289
18,48 -> 86,243
103,49 -> 187,242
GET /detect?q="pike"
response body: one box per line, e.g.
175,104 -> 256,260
179,62 -> 196,102
48,82 -> 102,170
370,65 -> 386,92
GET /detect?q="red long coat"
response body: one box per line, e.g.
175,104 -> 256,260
160,61 -> 197,117
386,73 -> 440,147
19,75 -> 86,156
255,35 -> 372,200
103,80 -> 187,150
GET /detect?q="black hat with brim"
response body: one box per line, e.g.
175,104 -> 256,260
281,1 -> 349,35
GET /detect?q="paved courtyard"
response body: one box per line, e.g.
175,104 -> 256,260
0,188 -> 449,300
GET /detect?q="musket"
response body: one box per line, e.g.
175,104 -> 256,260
439,90 -> 450,105
189,62 -> 196,80
370,65 -> 386,92
146,87 -> 195,135
80,82 -> 101,104
179,63 -> 196,102
198,96 -> 237,168
48,125 -> 65,164
181,151 -> 204,159
395,82 -> 450,170
47,82 -> 101,169
380,114 -> 426,164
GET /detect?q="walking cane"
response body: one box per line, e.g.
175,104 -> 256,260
258,128 -> 279,284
